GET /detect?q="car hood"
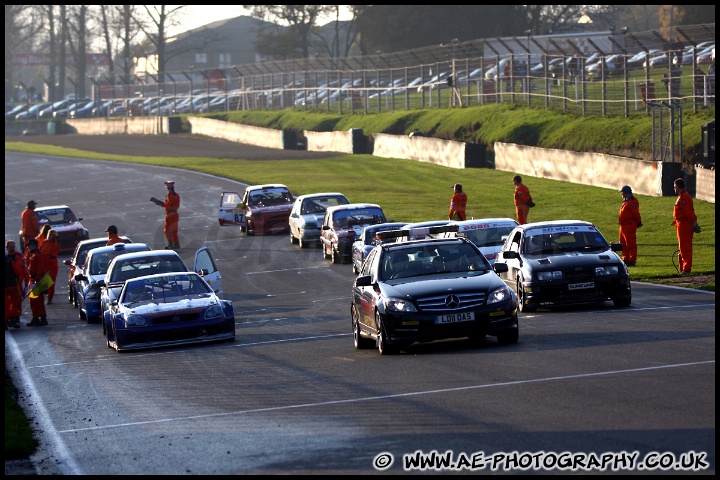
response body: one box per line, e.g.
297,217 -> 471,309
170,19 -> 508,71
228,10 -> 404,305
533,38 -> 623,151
122,296 -> 218,312
382,271 -> 505,297
524,250 -> 621,268
249,204 -> 292,215
42,221 -> 85,233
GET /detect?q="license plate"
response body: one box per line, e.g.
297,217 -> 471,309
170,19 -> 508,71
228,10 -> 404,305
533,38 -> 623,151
435,312 -> 475,324
568,282 -> 594,290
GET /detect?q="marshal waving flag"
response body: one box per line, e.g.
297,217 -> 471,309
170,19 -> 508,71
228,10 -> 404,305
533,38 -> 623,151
26,272 -> 54,300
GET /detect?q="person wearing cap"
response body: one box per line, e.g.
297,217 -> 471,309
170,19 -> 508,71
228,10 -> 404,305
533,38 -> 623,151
618,185 -> 642,267
672,178 -> 701,276
513,175 -> 532,225
448,184 -> 467,221
43,229 -> 61,304
25,238 -> 50,326
152,180 -> 181,249
21,200 -> 40,249
5,240 -> 29,329
105,225 -> 125,246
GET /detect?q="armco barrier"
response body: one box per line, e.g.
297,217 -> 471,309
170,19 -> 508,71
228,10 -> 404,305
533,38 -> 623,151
371,133 -> 483,169
9,116 -> 712,203
186,116 -> 286,149
304,129 -> 358,154
494,142 -> 667,197
65,116 -> 165,135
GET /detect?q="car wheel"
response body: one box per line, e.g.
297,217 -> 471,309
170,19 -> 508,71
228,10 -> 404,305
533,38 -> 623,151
67,285 -> 74,304
352,305 -> 373,349
352,261 -> 359,275
497,326 -> 519,345
612,296 -> 632,308
331,245 -> 341,264
78,307 -> 87,321
290,232 -> 298,245
322,243 -> 331,260
376,311 -> 397,355
298,236 -> 307,249
517,278 -> 537,313
72,291 -> 79,308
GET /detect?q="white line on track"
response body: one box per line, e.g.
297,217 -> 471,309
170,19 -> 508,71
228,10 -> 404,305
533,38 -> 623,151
56,359 -> 715,434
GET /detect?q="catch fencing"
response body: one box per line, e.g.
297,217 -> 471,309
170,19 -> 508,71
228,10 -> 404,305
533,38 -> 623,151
96,23 -> 715,118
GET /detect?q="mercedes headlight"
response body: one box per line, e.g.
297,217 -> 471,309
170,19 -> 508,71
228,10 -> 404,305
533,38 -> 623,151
385,297 -> 417,313
487,285 -> 513,304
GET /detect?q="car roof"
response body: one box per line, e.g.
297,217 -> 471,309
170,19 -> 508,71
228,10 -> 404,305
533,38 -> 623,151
517,219 -> 594,230
403,220 -> 450,229
296,192 -> 347,200
246,184 -> 290,191
381,236 -> 470,251
326,202 -> 382,213
86,243 -> 150,257
36,205 -> 72,211
108,249 -> 183,263
450,217 -> 518,226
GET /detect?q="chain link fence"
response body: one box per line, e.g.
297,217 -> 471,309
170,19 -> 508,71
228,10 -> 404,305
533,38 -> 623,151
95,23 -> 715,118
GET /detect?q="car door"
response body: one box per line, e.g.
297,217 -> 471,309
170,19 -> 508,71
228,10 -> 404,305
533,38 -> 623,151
497,229 -> 524,288
218,191 -> 246,227
194,246 -> 223,295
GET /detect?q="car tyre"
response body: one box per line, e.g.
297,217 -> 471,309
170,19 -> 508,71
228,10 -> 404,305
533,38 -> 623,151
376,312 -> 397,355
68,286 -> 74,304
290,232 -> 299,245
78,307 -> 87,321
352,305 -> 373,349
496,326 -> 519,345
322,243 -> 331,260
298,236 -> 307,249
331,245 -> 341,264
352,261 -> 359,275
612,296 -> 632,308
517,278 -> 537,313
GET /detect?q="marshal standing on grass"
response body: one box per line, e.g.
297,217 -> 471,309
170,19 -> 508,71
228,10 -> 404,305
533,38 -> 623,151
618,185 -> 642,267
152,180 -> 181,249
671,178 -> 701,276
448,184 -> 467,221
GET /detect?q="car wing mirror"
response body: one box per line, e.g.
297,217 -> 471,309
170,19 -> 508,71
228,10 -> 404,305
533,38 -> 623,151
493,263 -> 509,274
63,259 -> 72,266
610,243 -> 623,252
74,274 -> 87,281
501,251 -> 519,259
355,275 -> 372,287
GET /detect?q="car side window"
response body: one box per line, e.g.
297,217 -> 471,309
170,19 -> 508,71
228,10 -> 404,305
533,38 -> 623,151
362,249 -> 377,277
509,232 -> 522,253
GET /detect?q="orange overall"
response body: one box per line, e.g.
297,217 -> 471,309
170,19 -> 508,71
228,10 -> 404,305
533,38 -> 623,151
513,183 -> 531,225
163,191 -> 181,245
5,251 -> 28,323
21,208 -> 40,247
449,191 -> 467,220
106,233 -> 125,246
672,189 -> 697,273
618,195 -> 641,264
42,237 -> 60,301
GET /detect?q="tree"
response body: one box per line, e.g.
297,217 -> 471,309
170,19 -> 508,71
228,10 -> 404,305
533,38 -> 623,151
66,5 -> 90,99
133,5 -> 187,84
244,5 -> 335,58
5,5 -> 45,102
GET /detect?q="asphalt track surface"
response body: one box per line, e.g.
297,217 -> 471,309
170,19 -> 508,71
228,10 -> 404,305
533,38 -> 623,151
4,133 -> 342,160
4,139 -> 716,475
